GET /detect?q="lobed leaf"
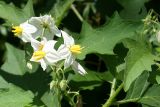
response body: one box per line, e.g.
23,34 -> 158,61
123,39 -> 156,91
78,12 -> 142,60
117,0 -> 149,20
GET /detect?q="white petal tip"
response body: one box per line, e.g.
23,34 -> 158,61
56,30 -> 62,37
78,70 -> 87,75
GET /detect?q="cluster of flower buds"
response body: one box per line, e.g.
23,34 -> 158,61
12,15 -> 87,75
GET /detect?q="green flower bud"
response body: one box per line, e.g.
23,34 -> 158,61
50,80 -> 58,90
59,80 -> 68,91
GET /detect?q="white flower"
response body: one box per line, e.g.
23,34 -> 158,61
29,15 -> 61,39
58,30 -> 87,75
12,21 -> 37,42
30,37 -> 61,70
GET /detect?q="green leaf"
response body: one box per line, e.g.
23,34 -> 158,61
78,12 -> 142,60
0,68 -> 49,106
0,0 -> 34,25
142,104 -> 150,107
0,76 -> 9,89
0,84 -> 34,107
117,0 -> 149,20
41,90 -> 61,107
68,70 -> 112,90
23,0 -> 35,18
125,72 -> 150,100
99,54 -> 124,78
124,72 -> 160,107
50,0 -> 75,26
123,39 -> 156,91
98,43 -> 127,79
41,91 -> 54,107
1,43 -> 27,75
138,85 -> 160,107
156,74 -> 160,84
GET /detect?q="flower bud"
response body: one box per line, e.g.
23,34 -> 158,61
59,80 -> 68,91
50,80 -> 58,90
27,62 -> 32,70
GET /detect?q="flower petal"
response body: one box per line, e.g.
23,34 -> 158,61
71,61 -> 87,75
45,50 -> 61,65
29,17 -> 42,26
42,37 -> 47,44
43,15 -> 52,24
64,54 -> 74,69
58,44 -> 70,59
21,21 -> 37,34
20,32 -> 34,42
30,38 -> 41,51
50,26 -> 61,37
40,59 -> 47,71
43,40 -> 57,52
61,30 -> 74,46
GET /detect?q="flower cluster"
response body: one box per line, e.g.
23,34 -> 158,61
12,15 -> 87,75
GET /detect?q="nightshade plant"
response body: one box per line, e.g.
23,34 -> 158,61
12,14 -> 87,107
1,0 -> 160,107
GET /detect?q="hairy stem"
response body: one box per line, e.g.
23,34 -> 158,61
50,65 -> 63,107
113,98 -> 140,105
71,4 -> 84,22
102,82 -> 124,107
110,78 -> 116,97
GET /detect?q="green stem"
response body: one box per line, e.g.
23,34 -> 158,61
71,4 -> 84,22
110,78 -> 116,97
50,65 -> 62,107
57,89 -> 62,107
102,83 -> 124,107
113,98 -> 140,105
54,0 -> 75,26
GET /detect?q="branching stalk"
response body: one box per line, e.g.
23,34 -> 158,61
102,82 -> 124,107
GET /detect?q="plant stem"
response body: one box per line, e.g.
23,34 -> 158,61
54,0 -> 75,26
110,78 -> 116,97
102,82 -> 124,107
57,89 -> 62,107
113,98 -> 140,105
50,65 -> 62,107
71,4 -> 84,22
